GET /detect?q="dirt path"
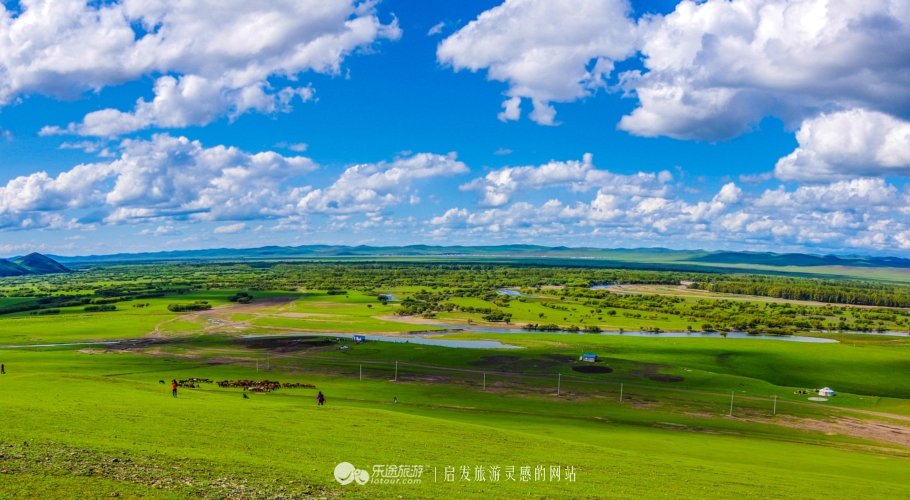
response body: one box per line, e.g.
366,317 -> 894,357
151,294 -> 301,336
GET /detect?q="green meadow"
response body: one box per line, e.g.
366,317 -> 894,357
2,340 -> 910,500
1,262 -> 910,499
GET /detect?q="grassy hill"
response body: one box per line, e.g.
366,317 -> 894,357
46,244 -> 909,268
0,253 -> 70,277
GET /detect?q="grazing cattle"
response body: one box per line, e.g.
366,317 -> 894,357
159,380 -> 165,384
282,382 -> 317,389
175,378 -> 214,388
243,393 -> 249,399
216,379 -> 316,392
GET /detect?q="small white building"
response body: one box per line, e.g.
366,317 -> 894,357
818,387 -> 835,397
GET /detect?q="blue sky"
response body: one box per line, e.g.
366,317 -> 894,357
1,0 -> 909,257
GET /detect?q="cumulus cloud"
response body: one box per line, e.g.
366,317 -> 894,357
440,0 -> 910,167
620,0 -> 910,141
0,136 -> 470,231
214,223 -> 247,234
459,153 -> 672,206
42,79 -> 314,137
438,0 -> 637,125
0,134 -> 316,229
2,0 -> 400,135
774,109 -> 910,181
297,153 -> 468,214
102,135 -> 318,223
139,225 -> 180,236
433,152 -> 910,253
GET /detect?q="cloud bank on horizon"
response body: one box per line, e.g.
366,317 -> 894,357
1,0 -> 909,257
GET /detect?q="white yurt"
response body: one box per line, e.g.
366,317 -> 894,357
818,387 -> 835,397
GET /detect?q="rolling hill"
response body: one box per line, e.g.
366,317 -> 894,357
40,245 -> 910,270
0,253 -> 71,277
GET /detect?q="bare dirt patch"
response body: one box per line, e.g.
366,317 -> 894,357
648,374 -> 685,382
468,355 -> 522,368
542,354 -> 576,363
76,349 -> 123,355
630,362 -> 660,378
761,415 -> 910,448
235,337 -> 336,353
623,396 -> 661,409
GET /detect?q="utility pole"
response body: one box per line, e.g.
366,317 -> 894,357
483,373 -> 486,391
773,395 -> 777,415
557,373 -> 561,396
729,391 -> 735,416
620,383 -> 623,402
395,361 -> 398,381
360,364 -> 362,381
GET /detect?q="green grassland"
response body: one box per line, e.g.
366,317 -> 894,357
2,262 -> 910,499
1,339 -> 909,499
0,290 -> 297,345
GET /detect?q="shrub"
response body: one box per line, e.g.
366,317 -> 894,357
84,305 -> 116,312
30,309 -> 60,315
167,303 -> 212,312
482,310 -> 512,322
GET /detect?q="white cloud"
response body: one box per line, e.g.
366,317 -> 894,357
0,134 -> 316,229
427,22 -> 446,36
42,78 -> 314,137
297,153 -> 469,214
497,96 -> 522,122
288,143 -> 309,152
459,153 -> 672,206
433,153 -> 910,253
214,222 -> 247,234
102,134 -> 317,222
140,225 -> 180,236
2,0 -> 400,135
619,0 -> 910,141
438,0 -> 637,125
440,0 -> 910,167
0,163 -> 116,214
774,109 -> 910,181
493,147 -> 513,155
0,136 -> 472,231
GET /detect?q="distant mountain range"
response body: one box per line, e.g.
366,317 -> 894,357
28,245 -> 910,270
685,251 -> 910,268
0,253 -> 71,277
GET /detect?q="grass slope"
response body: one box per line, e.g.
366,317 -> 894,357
0,345 -> 908,499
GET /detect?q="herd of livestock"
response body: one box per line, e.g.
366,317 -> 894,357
170,378 -> 316,392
